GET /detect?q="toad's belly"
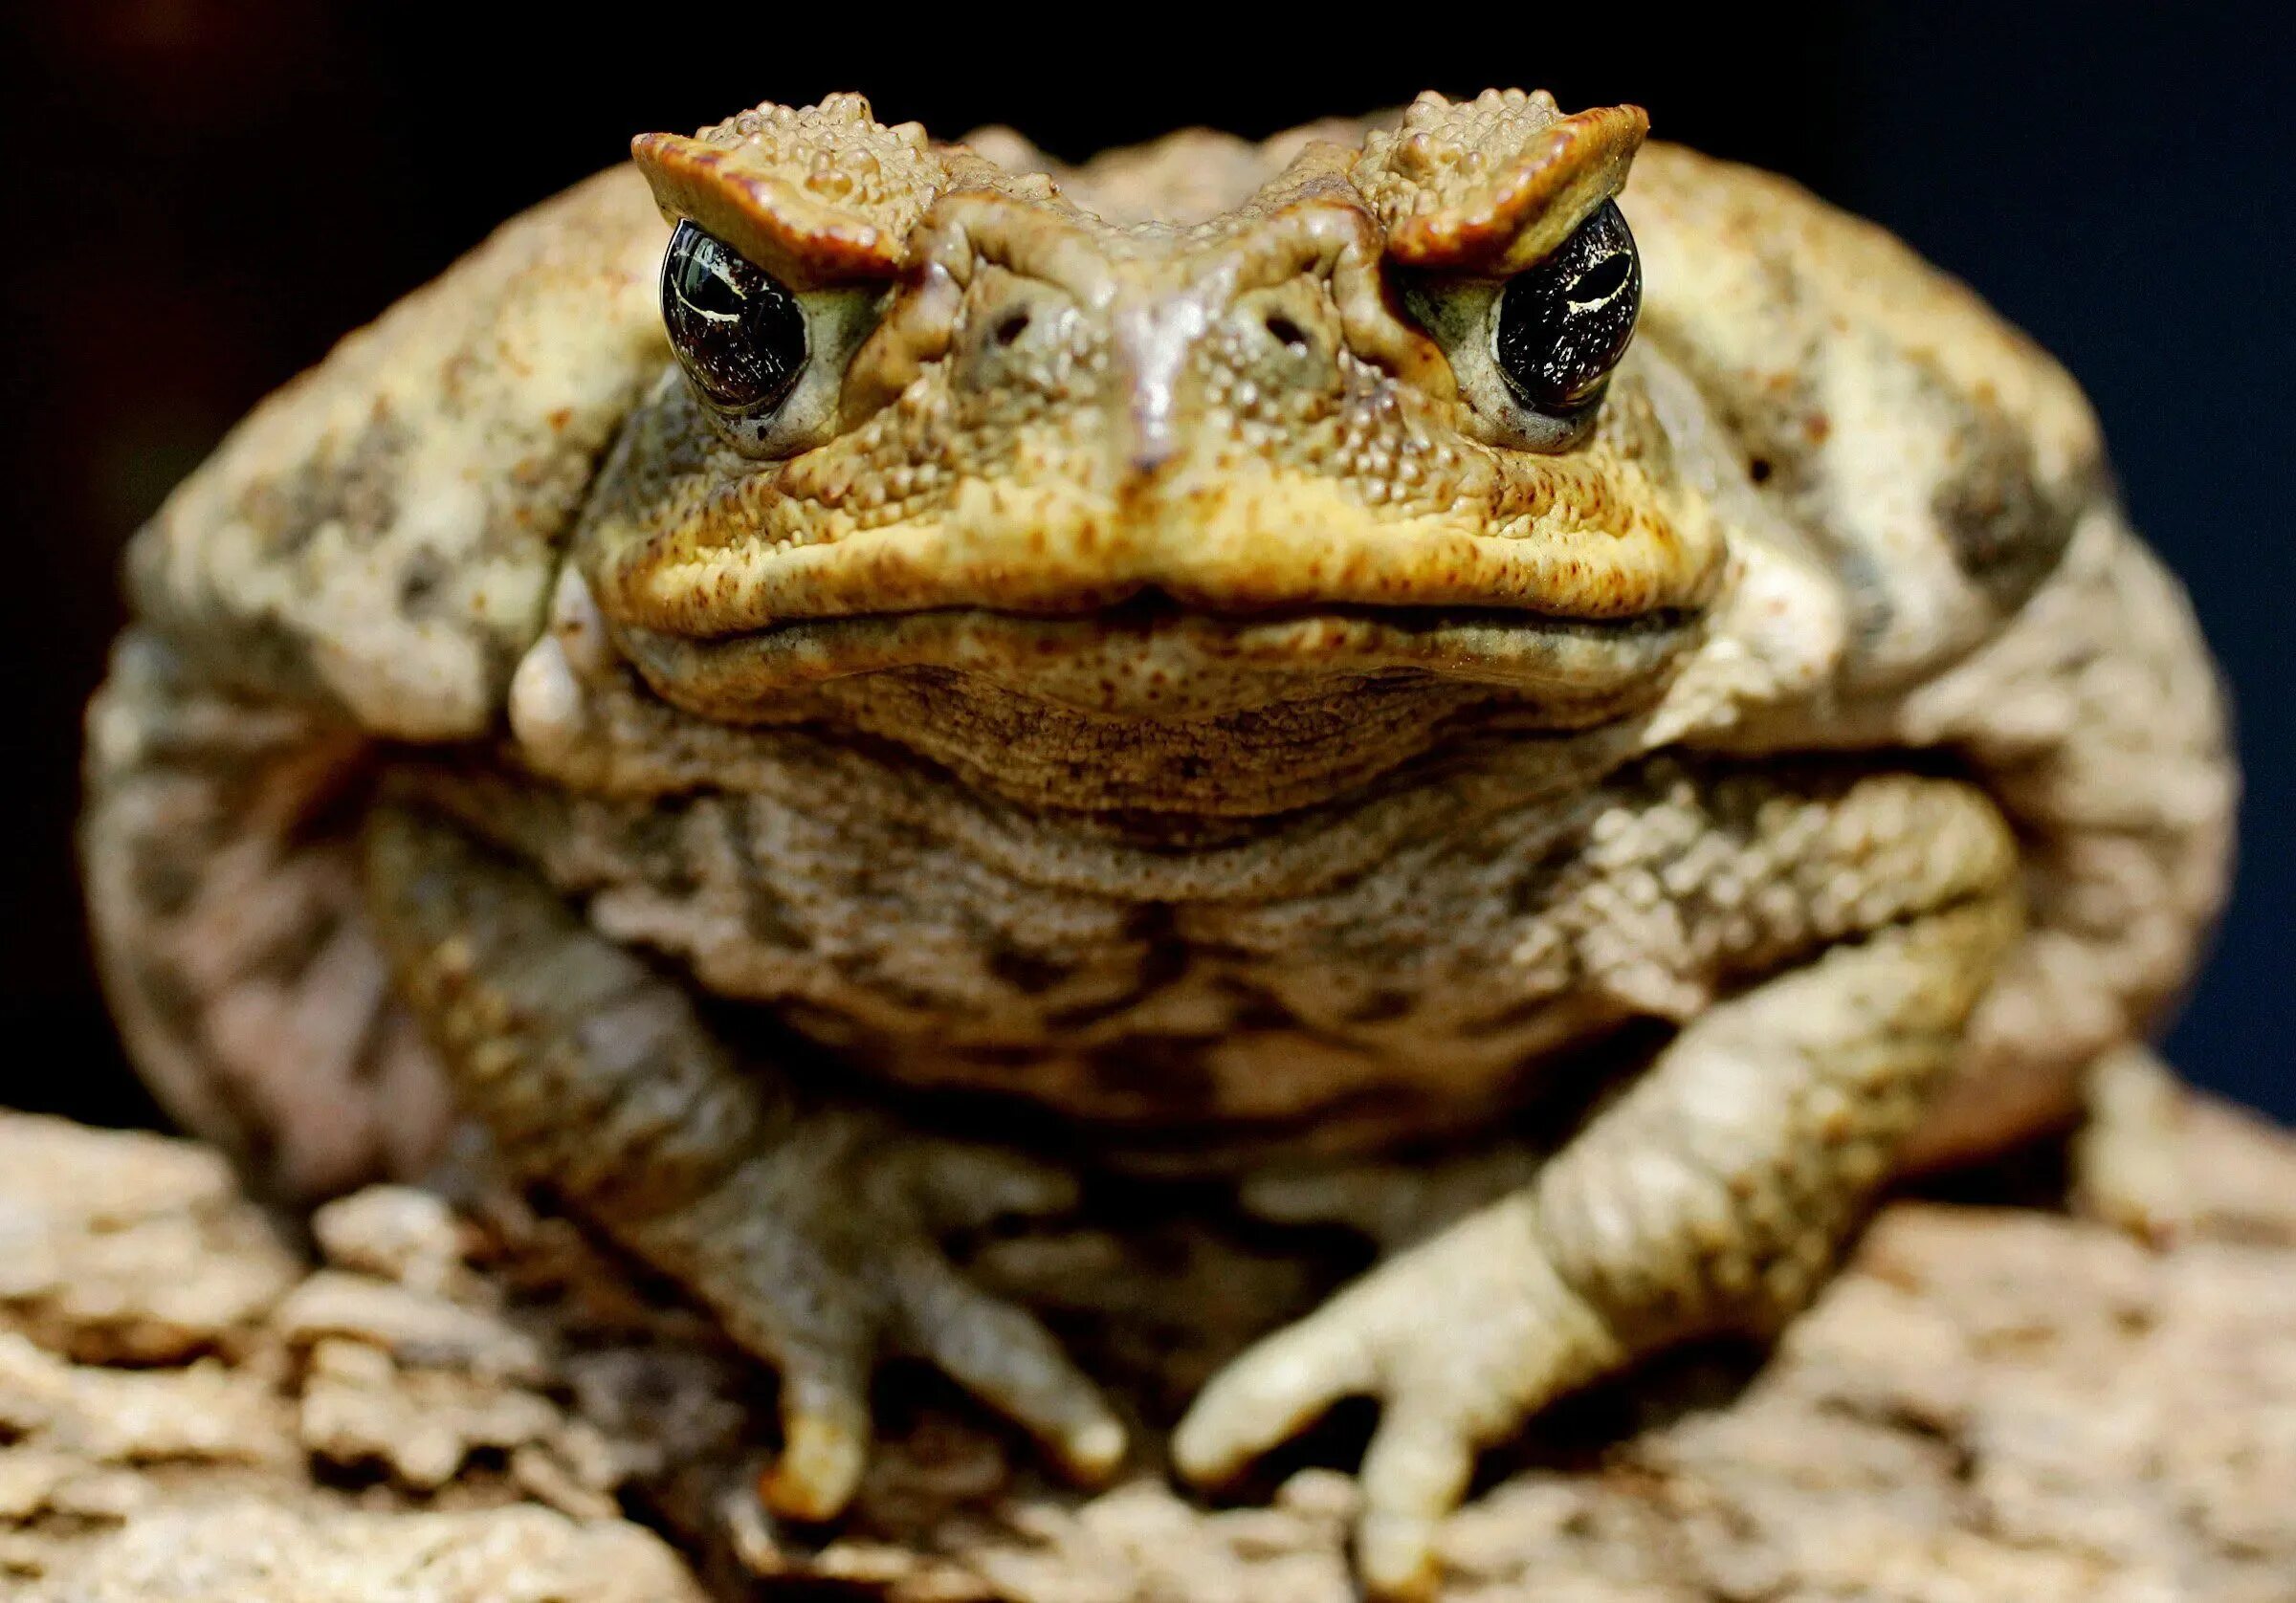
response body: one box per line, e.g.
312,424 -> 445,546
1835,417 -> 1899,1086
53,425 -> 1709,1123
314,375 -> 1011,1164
762,948 -> 1628,1162
421,762 -> 1629,1159
634,851 -> 1624,1162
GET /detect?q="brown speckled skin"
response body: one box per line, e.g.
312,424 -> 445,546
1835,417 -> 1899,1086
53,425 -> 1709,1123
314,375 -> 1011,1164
80,91 -> 2234,1600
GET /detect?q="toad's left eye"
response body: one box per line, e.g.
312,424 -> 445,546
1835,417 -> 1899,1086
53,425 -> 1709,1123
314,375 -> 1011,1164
1492,200 -> 1641,417
661,220 -> 808,416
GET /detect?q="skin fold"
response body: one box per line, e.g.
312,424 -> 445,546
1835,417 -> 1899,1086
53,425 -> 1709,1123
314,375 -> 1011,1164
80,89 -> 2234,1600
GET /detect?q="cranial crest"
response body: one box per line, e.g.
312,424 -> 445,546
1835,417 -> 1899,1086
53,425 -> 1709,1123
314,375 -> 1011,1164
630,93 -> 957,285
1353,89 -> 1648,275
635,89 -> 1647,289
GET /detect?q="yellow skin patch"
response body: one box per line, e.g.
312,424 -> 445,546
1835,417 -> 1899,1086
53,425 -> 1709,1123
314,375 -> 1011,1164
83,87 -> 2234,1603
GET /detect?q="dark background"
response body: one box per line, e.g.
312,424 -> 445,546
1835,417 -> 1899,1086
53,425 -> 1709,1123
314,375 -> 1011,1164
3,3 -> 2287,1126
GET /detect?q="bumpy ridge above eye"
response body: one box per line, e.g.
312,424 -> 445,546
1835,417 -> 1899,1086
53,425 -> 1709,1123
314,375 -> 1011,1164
1355,89 -> 1647,276
632,94 -> 948,286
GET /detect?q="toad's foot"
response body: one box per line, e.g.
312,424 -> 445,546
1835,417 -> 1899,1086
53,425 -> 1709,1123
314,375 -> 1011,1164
652,1119 -> 1129,1519
1175,1193 -> 1618,1599
1177,886 -> 2020,1601
364,802 -> 1123,1521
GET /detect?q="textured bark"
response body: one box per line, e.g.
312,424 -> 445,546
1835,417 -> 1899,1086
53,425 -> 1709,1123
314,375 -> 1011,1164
2,1101 -> 2292,1603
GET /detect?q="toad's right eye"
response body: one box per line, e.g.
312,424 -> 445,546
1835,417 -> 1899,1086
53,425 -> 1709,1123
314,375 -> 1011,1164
1491,199 -> 1641,420
661,220 -> 808,417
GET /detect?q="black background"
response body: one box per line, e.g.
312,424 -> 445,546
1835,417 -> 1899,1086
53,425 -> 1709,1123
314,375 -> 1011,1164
3,3 -> 2286,1128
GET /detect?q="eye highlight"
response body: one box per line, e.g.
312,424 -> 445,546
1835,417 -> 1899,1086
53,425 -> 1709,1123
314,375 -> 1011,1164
661,220 -> 808,417
1491,200 -> 1641,417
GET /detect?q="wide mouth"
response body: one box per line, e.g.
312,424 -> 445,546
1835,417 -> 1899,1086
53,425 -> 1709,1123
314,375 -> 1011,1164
588,442 -> 1727,639
613,593 -> 1702,719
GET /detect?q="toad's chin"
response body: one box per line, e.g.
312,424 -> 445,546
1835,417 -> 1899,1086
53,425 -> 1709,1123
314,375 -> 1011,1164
611,597 -> 1704,721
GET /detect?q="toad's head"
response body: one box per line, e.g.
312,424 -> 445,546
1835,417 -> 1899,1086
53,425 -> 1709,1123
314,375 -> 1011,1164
577,90 -> 1727,813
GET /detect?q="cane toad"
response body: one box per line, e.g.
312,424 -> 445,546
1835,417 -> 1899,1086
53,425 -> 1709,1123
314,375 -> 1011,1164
81,90 -> 2235,1599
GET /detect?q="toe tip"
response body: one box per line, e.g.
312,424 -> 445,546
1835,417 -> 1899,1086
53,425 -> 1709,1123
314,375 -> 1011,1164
1167,1416 -> 1229,1488
1062,1416 -> 1130,1483
1358,1511 -> 1441,1602
759,1416 -> 869,1523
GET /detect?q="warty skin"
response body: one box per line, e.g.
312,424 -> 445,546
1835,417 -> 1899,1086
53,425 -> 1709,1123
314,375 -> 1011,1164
81,90 -> 2233,1599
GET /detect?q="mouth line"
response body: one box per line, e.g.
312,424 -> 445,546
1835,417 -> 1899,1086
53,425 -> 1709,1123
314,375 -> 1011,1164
613,592 -> 1704,720
732,590 -> 1697,640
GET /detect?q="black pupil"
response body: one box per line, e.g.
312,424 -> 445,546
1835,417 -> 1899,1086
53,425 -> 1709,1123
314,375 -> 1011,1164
662,220 -> 807,415
1493,200 -> 1642,415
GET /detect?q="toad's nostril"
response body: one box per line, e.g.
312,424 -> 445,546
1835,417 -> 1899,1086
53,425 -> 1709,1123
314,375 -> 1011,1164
1263,314 -> 1311,353
993,310 -> 1031,347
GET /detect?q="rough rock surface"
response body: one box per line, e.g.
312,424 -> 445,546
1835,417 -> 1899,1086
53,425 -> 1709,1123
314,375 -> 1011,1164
2,1102 -> 2292,1602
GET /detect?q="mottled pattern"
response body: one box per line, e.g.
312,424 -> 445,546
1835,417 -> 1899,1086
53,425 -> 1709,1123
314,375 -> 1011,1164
81,634 -> 448,1197
78,90 -> 2234,1603
1622,143 -> 2103,690
123,167 -> 668,738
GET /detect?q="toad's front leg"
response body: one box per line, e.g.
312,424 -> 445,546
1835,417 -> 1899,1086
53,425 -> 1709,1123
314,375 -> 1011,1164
363,802 -> 1125,1519
1175,769 -> 2023,1600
